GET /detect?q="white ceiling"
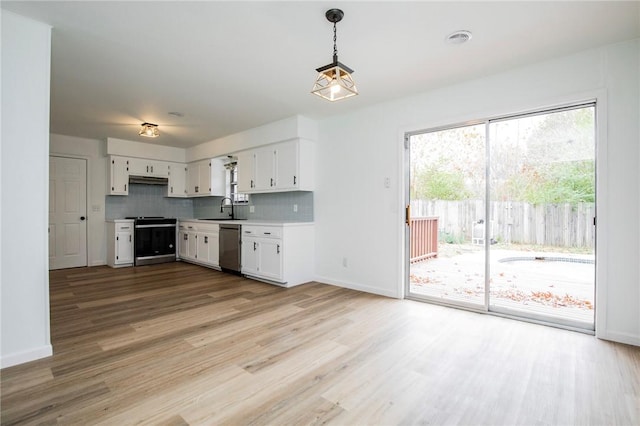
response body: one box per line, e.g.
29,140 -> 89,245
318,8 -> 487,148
3,1 -> 639,148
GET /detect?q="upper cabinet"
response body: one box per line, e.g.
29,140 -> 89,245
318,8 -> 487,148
128,158 -> 169,178
167,162 -> 187,198
237,139 -> 314,194
108,156 -> 129,195
186,158 -> 226,197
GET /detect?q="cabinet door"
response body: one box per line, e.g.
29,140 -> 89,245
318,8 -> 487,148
209,159 -> 226,196
254,147 -> 275,191
128,158 -> 147,176
275,142 -> 299,190
196,232 -> 219,266
148,161 -> 169,177
109,156 -> 129,195
188,232 -> 198,260
241,237 -> 259,275
187,163 -> 200,196
198,161 -> 211,194
178,230 -> 190,259
167,163 -> 187,197
258,239 -> 283,280
116,231 -> 133,264
236,151 -> 255,192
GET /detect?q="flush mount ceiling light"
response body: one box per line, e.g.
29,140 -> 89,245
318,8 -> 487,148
311,8 -> 358,102
446,30 -> 473,45
139,122 -> 159,138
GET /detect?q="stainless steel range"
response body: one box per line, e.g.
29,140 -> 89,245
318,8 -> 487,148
127,217 -> 177,266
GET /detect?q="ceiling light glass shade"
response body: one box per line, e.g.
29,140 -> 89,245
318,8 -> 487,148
311,63 -> 358,102
139,122 -> 159,138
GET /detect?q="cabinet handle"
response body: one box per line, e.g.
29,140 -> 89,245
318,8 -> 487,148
129,235 -> 132,242
151,166 -> 153,173
116,236 -> 119,241
195,186 -> 199,193
294,175 -> 297,185
183,234 -> 188,240
253,242 -> 257,251
264,232 -> 271,235
270,178 -> 273,187
204,236 -> 208,244
112,186 -> 114,190
251,180 -> 254,188
146,165 -> 149,173
124,184 -> 127,191
171,186 -> 173,194
277,244 -> 280,254
121,226 -> 130,230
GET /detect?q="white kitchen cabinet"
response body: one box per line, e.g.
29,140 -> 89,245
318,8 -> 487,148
107,220 -> 134,267
108,156 -> 129,195
129,158 -> 169,177
167,162 -> 187,197
186,159 -> 226,197
236,139 -> 314,194
178,221 -> 220,268
241,223 -> 314,286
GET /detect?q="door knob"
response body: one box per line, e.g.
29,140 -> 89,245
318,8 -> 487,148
80,216 -> 86,221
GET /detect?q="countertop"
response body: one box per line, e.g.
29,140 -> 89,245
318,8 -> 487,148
178,218 -> 314,227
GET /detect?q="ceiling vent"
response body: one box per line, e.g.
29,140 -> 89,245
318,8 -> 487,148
446,30 -> 473,45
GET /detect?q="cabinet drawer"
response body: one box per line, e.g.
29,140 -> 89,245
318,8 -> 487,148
242,226 -> 282,239
178,222 -> 219,233
116,222 -> 134,232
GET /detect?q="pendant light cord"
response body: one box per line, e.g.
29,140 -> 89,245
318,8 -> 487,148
333,22 -> 338,63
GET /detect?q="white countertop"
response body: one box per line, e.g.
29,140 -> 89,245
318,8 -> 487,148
105,219 -> 135,223
179,218 -> 314,226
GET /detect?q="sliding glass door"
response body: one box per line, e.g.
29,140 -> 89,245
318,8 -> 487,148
406,104 -> 596,330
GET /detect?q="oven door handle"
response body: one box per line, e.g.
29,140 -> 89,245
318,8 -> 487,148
135,224 -> 177,229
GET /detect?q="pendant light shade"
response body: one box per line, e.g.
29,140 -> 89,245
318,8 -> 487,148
139,122 -> 159,138
311,9 -> 358,102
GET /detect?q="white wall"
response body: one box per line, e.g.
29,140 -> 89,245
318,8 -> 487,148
1,11 -> 53,367
107,137 -> 186,163
50,134 -> 107,266
315,39 -> 640,346
186,115 -> 318,162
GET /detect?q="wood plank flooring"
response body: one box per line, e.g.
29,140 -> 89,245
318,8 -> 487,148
2,262 -> 639,425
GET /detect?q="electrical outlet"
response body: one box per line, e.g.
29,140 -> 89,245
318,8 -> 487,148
249,205 -> 255,213
293,204 -> 298,212
384,177 -> 390,188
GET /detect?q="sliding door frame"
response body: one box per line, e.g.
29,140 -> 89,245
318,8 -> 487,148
404,100 -> 598,333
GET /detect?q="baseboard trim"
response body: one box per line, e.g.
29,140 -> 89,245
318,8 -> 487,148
315,275 -> 400,299
1,344 -> 53,369
597,330 -> 640,347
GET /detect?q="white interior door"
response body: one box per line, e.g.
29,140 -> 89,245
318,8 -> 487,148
49,156 -> 87,270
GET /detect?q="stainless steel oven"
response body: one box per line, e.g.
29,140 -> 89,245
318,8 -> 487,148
129,217 -> 177,266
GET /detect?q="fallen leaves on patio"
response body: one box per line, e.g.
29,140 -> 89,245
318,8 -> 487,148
410,274 -> 593,310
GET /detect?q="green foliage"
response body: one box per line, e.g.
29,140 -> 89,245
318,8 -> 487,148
414,168 -> 469,200
503,160 -> 594,204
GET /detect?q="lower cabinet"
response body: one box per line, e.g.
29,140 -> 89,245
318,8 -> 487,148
178,222 -> 220,268
241,224 -> 314,287
107,220 -> 134,267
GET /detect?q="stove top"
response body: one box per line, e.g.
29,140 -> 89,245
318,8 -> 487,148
125,216 -> 164,219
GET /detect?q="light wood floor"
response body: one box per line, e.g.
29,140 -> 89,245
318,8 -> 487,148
1,262 -> 638,425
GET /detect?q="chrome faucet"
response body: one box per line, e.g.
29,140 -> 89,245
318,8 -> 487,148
220,197 -> 234,219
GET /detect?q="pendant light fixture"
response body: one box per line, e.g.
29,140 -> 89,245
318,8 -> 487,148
311,8 -> 358,102
139,122 -> 159,138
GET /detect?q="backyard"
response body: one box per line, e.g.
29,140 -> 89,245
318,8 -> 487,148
410,241 -> 595,326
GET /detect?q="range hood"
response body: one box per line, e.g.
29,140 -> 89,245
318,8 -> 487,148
128,175 -> 168,185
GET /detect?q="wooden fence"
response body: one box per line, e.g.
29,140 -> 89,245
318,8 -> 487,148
411,200 -> 595,248
410,217 -> 439,263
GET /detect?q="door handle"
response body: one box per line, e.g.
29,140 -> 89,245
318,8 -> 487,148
405,205 -> 411,226
80,216 -> 86,221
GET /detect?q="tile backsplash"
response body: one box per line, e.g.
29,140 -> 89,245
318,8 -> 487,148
105,184 -> 193,219
193,192 -> 313,222
106,184 -> 314,222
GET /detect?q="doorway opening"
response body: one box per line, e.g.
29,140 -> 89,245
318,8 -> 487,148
406,104 -> 596,330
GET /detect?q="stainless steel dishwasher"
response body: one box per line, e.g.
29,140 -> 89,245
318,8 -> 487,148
219,224 -> 241,273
